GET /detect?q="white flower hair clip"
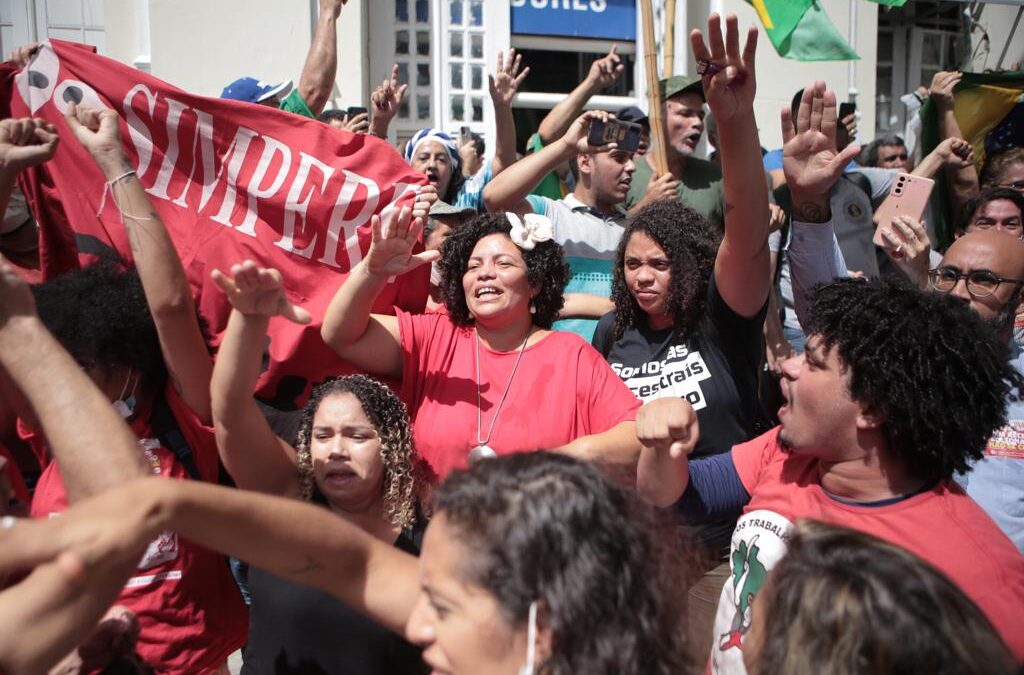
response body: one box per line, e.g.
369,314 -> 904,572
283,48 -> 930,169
506,212 -> 554,251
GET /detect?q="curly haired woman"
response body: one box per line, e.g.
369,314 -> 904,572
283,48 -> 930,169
321,209 -> 641,481
209,261 -> 427,675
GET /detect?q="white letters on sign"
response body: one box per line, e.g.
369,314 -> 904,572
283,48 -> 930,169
511,0 -> 607,12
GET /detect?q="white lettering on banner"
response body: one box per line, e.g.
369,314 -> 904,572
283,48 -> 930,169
319,169 -> 381,269
120,85 -> 416,270
612,345 -> 712,407
275,151 -> 336,257
235,135 -> 292,237
512,0 -> 606,11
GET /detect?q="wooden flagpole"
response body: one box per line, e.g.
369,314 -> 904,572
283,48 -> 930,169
663,0 -> 677,78
639,0 -> 669,176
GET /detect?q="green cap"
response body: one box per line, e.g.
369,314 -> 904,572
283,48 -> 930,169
659,75 -> 704,102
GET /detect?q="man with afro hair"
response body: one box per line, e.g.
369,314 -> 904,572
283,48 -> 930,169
635,80 -> 1024,669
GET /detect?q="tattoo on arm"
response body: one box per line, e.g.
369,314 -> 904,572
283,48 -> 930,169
793,201 -> 830,223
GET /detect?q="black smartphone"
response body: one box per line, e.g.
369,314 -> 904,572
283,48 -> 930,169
346,106 -> 368,117
587,119 -> 641,153
838,102 -> 856,120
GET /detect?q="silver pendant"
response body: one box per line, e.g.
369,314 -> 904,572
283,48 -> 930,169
469,444 -> 498,463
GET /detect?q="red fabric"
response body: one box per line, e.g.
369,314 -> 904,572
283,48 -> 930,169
0,442 -> 29,507
1,40 -> 428,408
29,386 -> 248,674
725,428 -> 1024,662
398,311 -> 640,479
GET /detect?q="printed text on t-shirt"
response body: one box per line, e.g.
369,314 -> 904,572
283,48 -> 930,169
611,345 -> 711,406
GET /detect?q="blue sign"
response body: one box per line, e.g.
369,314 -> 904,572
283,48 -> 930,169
510,0 -> 636,41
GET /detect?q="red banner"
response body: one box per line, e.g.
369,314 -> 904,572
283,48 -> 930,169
1,40 -> 429,407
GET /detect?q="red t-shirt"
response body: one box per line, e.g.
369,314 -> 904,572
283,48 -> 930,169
709,429 -> 1024,674
398,310 -> 641,479
29,387 -> 248,674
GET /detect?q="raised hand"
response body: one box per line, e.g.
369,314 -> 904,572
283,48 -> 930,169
690,14 -> 757,123
211,261 -> 312,325
319,0 -> 346,19
64,103 -> 127,176
781,81 -> 862,216
586,45 -> 624,90
929,71 -> 962,110
489,49 -> 530,108
0,254 -> 37,330
365,206 -> 440,277
935,137 -> 975,170
370,64 -> 408,128
560,110 -> 618,156
0,117 -> 59,178
6,42 -> 39,68
340,111 -> 370,135
411,183 -> 438,220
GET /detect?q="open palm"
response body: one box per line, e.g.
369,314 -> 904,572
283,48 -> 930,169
782,81 -> 861,198
365,207 -> 439,277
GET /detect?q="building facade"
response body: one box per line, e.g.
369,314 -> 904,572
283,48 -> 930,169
1,0 -> 1020,154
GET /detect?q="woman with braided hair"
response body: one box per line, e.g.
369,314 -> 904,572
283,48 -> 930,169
209,260 -> 427,675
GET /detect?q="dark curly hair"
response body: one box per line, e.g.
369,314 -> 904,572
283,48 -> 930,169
31,262 -> 166,388
295,375 -> 417,528
752,520 -> 1014,675
433,452 -> 690,675
437,213 -> 570,328
803,278 -> 1024,481
610,200 -> 720,341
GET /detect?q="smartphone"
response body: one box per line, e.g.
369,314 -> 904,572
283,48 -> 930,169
587,119 -> 641,153
346,106 -> 368,117
838,102 -> 856,120
459,125 -> 472,142
872,173 -> 935,247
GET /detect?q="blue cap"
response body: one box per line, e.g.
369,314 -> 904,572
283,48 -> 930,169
220,77 -> 293,104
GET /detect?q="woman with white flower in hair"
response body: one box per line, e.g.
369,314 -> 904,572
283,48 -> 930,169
207,260 -> 429,675
322,209 -> 642,480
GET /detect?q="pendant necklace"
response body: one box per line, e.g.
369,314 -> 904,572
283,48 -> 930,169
471,328 -> 529,463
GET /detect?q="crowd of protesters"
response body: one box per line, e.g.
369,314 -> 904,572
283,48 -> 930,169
0,3 -> 1023,674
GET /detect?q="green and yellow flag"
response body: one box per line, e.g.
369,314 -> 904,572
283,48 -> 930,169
919,70 -> 1024,246
747,0 -> 907,62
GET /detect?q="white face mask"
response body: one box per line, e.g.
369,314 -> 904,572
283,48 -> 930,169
112,368 -> 138,419
430,260 -> 443,287
518,600 -> 538,675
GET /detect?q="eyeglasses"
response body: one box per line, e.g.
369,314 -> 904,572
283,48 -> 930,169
928,267 -> 1024,298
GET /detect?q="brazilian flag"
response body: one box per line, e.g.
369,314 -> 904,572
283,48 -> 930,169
746,0 -> 907,62
919,71 -> 1024,247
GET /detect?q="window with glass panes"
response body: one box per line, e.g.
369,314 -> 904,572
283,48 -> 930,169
446,0 -> 486,130
394,0 -> 433,126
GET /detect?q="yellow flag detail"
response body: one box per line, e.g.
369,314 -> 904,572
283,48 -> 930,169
752,0 -> 774,29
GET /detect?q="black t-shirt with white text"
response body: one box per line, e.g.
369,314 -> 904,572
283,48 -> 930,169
593,273 -> 766,460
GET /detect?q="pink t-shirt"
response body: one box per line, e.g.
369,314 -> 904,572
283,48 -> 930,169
710,428 -> 1024,674
398,310 -> 641,479
29,386 -> 248,675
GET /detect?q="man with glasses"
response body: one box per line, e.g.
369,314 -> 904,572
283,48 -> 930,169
929,231 -> 1024,550
955,187 -> 1024,240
